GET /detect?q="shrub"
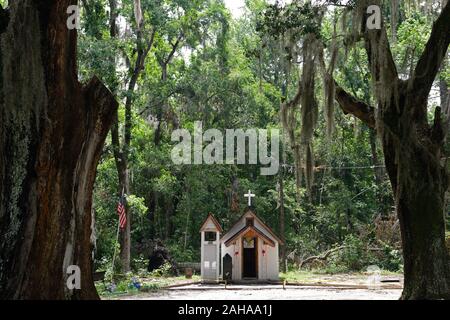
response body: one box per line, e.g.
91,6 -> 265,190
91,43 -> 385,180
149,262 -> 172,278
338,235 -> 370,271
140,283 -> 161,292
132,255 -> 149,274
377,243 -> 403,272
167,242 -> 197,262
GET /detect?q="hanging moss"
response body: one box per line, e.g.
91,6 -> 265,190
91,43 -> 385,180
299,34 -> 320,192
323,19 -> 338,139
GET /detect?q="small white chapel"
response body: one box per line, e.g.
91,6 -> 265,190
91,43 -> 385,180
199,190 -> 282,282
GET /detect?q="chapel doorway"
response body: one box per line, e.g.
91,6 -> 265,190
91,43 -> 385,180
242,237 -> 258,278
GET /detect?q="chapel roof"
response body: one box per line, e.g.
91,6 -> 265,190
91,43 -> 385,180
224,224 -> 276,247
221,207 -> 284,245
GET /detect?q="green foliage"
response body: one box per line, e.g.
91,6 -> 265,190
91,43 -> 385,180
148,262 -> 173,278
333,235 -> 370,272
393,14 -> 431,75
126,195 -> 148,220
376,242 -> 403,272
132,255 -> 150,275
321,235 -> 403,273
140,282 -> 162,292
256,1 -> 323,39
167,242 -> 196,262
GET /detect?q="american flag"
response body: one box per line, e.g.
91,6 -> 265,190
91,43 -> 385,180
117,196 -> 127,229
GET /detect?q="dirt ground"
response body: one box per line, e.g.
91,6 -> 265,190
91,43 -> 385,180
119,284 -> 402,300
111,274 -> 404,300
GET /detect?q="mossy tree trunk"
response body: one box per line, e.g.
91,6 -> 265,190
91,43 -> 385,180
335,1 -> 450,299
381,83 -> 450,299
0,1 -> 117,299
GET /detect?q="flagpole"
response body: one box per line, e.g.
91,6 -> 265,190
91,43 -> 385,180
110,221 -> 120,277
111,187 -> 125,279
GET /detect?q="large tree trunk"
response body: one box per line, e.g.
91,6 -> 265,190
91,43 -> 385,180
393,150 -> 450,300
371,0 -> 450,298
383,133 -> 450,299
334,1 -> 450,299
337,81 -> 450,299
0,1 -> 117,299
380,85 -> 450,299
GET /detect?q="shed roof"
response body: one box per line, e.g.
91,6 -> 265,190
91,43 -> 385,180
199,213 -> 223,233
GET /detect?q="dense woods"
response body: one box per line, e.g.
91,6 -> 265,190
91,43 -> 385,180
0,0 -> 449,299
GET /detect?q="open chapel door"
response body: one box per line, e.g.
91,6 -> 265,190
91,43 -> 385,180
242,237 -> 258,278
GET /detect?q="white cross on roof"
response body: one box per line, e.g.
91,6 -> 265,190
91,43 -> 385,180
244,190 -> 255,206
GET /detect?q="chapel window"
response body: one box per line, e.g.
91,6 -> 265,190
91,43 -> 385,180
205,232 -> 216,241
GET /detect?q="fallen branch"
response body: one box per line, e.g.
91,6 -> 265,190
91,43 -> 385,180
299,246 -> 348,268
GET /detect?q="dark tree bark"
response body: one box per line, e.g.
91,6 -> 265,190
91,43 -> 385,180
0,1 -> 117,299
368,129 -> 388,216
369,130 -> 382,185
440,74 -> 449,118
334,1 -> 450,299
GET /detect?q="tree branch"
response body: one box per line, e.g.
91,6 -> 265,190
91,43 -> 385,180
158,33 -> 184,67
412,1 -> 450,105
360,1 -> 398,87
109,0 -> 118,38
123,29 -> 156,149
167,34 -> 183,65
300,246 -> 348,268
111,111 -> 125,174
335,82 -> 376,129
145,29 -> 157,59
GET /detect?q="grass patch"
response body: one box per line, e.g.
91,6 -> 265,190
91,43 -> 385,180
279,270 -> 319,283
279,269 -> 403,285
97,275 -> 200,298
141,275 -> 200,288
